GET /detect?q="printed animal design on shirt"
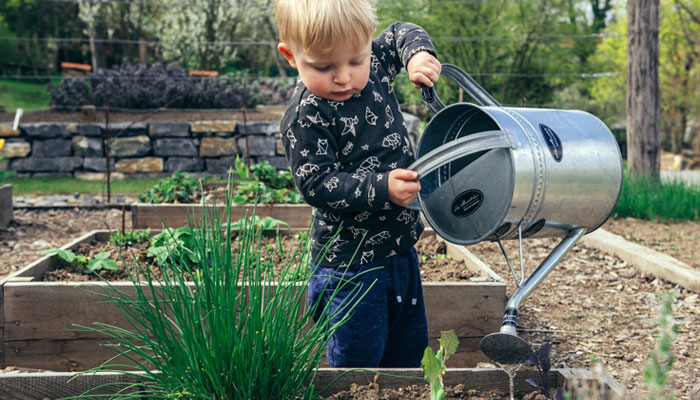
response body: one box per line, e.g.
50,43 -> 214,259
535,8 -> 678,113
381,76 -> 393,93
341,141 -> 354,156
307,112 -> 330,127
295,163 -> 319,179
373,91 -> 383,102
384,31 -> 394,45
350,226 -> 368,239
324,176 -> 340,192
367,184 -> 375,207
365,231 -> 391,246
397,209 -> 415,224
285,128 -> 297,149
327,100 -> 343,110
360,250 -> 375,264
365,107 -> 378,125
327,199 -> 349,209
351,157 -> 381,182
340,116 -> 359,137
386,105 -> 395,124
316,138 -> 328,155
402,136 -> 414,156
300,94 -> 319,107
371,55 -> 380,73
382,133 -> 401,150
354,211 -> 371,222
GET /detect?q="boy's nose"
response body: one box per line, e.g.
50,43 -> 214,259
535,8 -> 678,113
334,68 -> 351,85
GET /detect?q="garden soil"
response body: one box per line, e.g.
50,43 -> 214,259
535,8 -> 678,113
1,208 -> 699,399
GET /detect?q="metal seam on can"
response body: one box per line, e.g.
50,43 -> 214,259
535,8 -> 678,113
503,109 -> 546,239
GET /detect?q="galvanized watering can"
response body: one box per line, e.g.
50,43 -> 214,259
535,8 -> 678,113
408,64 -> 623,364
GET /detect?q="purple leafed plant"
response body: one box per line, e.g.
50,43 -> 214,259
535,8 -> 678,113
525,342 -> 565,400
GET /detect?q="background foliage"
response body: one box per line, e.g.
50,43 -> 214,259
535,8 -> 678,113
0,0 -> 699,151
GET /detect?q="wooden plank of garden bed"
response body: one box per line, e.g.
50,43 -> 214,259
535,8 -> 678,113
131,203 -> 314,229
0,371 -> 143,399
582,228 -> 700,292
4,338 -> 145,372
1,229 -> 506,370
4,281 -> 504,340
0,368 -> 622,398
313,368 -> 565,396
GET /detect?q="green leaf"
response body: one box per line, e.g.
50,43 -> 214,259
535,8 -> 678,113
93,251 -> 111,260
41,248 -> 77,263
439,330 -> 459,359
421,347 -> 442,384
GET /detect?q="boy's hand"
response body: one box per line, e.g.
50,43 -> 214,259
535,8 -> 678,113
406,50 -> 441,89
388,169 -> 421,207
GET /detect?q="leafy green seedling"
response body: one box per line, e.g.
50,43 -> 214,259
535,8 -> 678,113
86,252 -> 119,272
110,229 -> 151,246
41,249 -> 117,273
230,216 -> 289,231
421,330 -> 459,400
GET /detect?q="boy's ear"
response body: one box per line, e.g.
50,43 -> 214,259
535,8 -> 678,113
278,43 -> 297,69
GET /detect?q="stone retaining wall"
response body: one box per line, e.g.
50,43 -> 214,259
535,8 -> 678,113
0,113 -> 420,178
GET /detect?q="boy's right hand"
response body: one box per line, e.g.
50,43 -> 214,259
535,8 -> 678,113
388,169 -> 421,207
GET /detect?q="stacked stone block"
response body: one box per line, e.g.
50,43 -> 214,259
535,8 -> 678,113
0,113 -> 420,178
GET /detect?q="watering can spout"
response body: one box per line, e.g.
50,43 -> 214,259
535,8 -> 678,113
479,227 -> 587,364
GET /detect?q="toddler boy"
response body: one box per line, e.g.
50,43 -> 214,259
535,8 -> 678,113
274,0 -> 441,367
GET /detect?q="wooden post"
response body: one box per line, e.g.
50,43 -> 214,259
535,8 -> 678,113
626,0 -> 661,180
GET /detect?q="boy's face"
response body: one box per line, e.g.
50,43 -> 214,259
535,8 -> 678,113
279,38 -> 372,102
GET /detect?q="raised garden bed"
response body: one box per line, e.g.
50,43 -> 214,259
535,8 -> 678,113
0,229 -> 506,371
132,202 -> 314,229
0,368 -> 623,399
0,184 -> 11,228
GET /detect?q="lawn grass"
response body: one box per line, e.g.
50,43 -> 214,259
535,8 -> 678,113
5,177 -> 162,195
613,172 -> 700,221
0,79 -> 54,112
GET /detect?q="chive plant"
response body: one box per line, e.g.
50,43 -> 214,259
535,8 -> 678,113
70,176 -> 369,399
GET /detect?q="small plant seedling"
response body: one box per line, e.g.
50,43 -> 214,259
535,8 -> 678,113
421,330 -> 459,400
644,290 -> 677,400
110,229 -> 151,246
41,248 -> 118,273
524,342 -> 565,400
230,215 -> 289,231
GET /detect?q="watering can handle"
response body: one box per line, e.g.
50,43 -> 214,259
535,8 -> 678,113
421,63 -> 502,114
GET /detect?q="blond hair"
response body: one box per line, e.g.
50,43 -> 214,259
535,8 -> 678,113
274,0 -> 377,55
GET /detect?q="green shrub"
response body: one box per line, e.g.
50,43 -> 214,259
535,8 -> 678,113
613,173 -> 700,221
138,172 -> 204,204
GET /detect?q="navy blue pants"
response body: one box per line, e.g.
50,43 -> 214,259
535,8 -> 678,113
307,247 -> 428,368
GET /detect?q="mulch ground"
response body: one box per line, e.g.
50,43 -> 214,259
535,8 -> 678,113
1,208 -> 699,399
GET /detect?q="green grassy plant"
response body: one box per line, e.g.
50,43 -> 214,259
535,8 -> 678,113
613,173 -> 700,221
68,177 -> 369,399
0,79 -> 53,111
6,176 -> 161,195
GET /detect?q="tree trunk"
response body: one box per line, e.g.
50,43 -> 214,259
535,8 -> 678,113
626,0 -> 661,180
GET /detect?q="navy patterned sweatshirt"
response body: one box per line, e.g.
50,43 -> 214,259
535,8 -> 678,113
280,22 -> 436,268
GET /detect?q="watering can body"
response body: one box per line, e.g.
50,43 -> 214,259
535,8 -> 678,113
412,65 -> 623,246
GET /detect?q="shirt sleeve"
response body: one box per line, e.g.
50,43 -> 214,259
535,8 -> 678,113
281,99 -> 391,213
373,22 -> 437,84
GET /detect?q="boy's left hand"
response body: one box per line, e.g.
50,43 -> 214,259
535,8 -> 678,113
407,51 -> 441,89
